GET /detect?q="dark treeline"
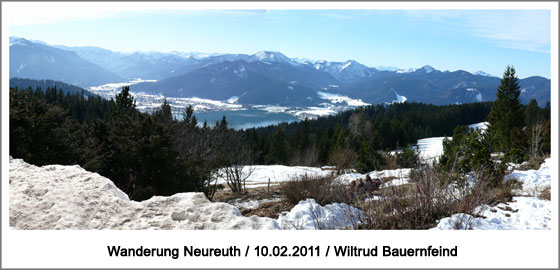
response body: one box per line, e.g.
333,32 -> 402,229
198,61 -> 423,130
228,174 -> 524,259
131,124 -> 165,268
9,78 -> 550,200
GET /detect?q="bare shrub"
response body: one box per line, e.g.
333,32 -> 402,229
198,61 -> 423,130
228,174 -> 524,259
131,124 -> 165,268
328,147 -> 355,174
539,186 -> 551,200
354,165 -> 498,230
280,174 -> 346,206
529,120 -> 546,160
384,152 -> 398,170
222,165 -> 254,194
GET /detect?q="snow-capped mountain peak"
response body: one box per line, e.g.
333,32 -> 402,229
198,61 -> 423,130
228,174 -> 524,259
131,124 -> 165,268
341,60 -> 359,70
420,65 -> 435,73
249,51 -> 294,64
474,71 -> 492,77
397,65 -> 437,74
170,51 -> 215,60
397,68 -> 415,74
374,66 -> 400,71
9,37 -> 31,46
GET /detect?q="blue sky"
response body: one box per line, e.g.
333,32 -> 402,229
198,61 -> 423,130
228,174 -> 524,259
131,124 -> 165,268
9,8 -> 551,78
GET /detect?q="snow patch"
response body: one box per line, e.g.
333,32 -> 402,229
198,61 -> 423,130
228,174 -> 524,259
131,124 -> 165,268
317,91 -> 370,106
432,197 -> 550,230
417,137 -> 447,162
226,96 -> 239,104
475,71 -> 492,77
277,199 -> 362,230
505,158 -> 552,197
252,105 -> 290,113
396,68 -> 415,74
388,89 -> 407,104
230,198 -> 282,210
341,61 -> 352,70
233,65 -> 247,78
16,63 -> 26,73
468,122 -> 488,132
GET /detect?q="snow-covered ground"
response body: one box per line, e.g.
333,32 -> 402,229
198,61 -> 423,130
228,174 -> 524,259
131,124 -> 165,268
216,165 -> 335,188
334,168 -> 411,187
230,197 -> 282,210
416,137 -> 447,162
9,157 -> 279,230
9,158 -> 356,230
468,121 -> 489,132
433,197 -> 551,230
317,91 -> 370,107
505,158 -> 552,197
277,199 -> 362,230
88,80 -> 245,115
433,158 -> 552,230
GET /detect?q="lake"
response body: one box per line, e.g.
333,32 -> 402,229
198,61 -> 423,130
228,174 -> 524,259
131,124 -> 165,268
177,109 -> 300,130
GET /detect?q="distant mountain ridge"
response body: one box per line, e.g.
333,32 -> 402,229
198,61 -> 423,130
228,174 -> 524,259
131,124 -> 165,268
9,37 -> 123,87
9,37 -> 551,107
9,78 -> 95,96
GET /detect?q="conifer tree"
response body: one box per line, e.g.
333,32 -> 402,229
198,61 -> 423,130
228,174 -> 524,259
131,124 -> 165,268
524,99 -> 539,127
112,86 -> 136,118
267,126 -> 288,164
487,66 -> 524,151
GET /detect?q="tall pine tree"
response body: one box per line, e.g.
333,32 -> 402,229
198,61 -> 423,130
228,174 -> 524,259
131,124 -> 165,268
487,66 -> 524,151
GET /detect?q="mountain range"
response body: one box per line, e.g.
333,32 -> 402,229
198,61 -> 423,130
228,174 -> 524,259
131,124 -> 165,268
9,37 -> 551,107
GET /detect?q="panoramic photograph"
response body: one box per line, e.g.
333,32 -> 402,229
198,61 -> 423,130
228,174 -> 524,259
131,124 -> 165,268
6,6 -> 553,232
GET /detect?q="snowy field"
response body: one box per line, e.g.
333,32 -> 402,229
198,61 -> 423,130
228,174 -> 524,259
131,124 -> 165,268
215,165 -> 335,188
417,137 -> 447,162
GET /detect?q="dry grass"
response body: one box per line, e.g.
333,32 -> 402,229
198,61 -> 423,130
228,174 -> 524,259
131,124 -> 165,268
351,166 -> 504,230
241,200 -> 294,219
279,174 -> 346,205
539,186 -> 551,200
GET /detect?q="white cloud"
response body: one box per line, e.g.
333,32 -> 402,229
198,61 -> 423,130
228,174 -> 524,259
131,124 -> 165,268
465,10 -> 550,53
403,10 -> 551,53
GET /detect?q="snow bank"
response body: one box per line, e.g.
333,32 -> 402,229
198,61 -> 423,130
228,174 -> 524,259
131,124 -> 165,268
9,158 -> 280,230
277,199 -> 362,230
432,197 -> 551,230
10,158 -> 362,230
505,158 -> 552,196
